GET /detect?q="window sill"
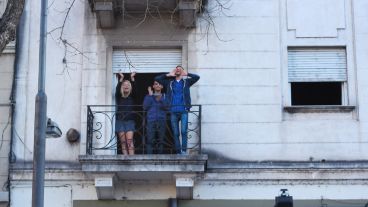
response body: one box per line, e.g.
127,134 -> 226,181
284,105 -> 355,113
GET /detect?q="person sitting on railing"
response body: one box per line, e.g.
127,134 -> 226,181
155,66 -> 200,155
115,72 -> 136,155
143,81 -> 168,154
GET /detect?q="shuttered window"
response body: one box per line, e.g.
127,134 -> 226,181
112,49 -> 182,73
288,48 -> 347,82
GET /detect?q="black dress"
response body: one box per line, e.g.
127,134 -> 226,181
115,80 -> 136,132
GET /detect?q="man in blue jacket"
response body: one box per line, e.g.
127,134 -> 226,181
143,81 -> 168,154
155,66 -> 200,154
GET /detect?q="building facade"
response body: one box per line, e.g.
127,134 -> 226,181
6,0 -> 368,206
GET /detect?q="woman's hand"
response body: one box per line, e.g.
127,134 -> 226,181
118,73 -> 124,82
147,86 -> 153,96
130,72 -> 136,81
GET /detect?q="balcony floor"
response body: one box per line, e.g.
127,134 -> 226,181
79,154 -> 208,175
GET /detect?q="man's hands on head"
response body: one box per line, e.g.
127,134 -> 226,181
167,69 -> 176,77
181,69 -> 188,76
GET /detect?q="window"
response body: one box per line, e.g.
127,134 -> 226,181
112,48 -> 182,73
111,48 -> 182,103
288,48 -> 347,106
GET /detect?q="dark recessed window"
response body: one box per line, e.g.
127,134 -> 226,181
291,82 -> 342,105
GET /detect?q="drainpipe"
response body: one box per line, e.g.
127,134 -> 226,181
8,0 -> 28,204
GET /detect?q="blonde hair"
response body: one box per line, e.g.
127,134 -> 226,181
120,80 -> 132,98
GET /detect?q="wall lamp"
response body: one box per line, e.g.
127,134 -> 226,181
275,189 -> 293,207
46,118 -> 62,138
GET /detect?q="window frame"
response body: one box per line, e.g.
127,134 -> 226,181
282,46 -> 356,113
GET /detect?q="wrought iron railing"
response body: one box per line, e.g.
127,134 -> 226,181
86,105 -> 202,155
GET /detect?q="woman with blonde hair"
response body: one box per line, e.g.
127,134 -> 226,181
115,72 -> 136,155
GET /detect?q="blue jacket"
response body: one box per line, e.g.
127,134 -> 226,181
155,73 -> 200,110
143,94 -> 168,121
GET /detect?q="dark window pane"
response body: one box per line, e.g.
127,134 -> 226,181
291,82 -> 342,105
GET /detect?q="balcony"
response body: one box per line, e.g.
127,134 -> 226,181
84,104 -> 203,155
88,0 -> 203,28
79,105 -> 207,199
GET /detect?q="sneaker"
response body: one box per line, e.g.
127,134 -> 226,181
180,151 -> 187,155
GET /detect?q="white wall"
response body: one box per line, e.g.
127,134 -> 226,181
13,0 -> 368,162
13,0 -> 84,162
11,185 -> 72,207
354,0 -> 368,151
195,182 -> 368,200
191,0 -> 368,161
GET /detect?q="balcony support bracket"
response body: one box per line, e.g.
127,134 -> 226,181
94,174 -> 116,200
94,0 -> 115,28
174,173 -> 196,200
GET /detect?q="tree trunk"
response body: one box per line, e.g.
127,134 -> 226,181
0,0 -> 25,54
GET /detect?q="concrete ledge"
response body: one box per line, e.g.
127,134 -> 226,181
283,105 -> 355,113
208,160 -> 368,170
205,161 -> 368,182
79,154 -> 208,172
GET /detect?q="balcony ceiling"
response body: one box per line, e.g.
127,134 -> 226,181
119,0 -> 178,11
89,0 -> 202,28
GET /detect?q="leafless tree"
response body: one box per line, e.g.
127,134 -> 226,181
0,0 -> 25,54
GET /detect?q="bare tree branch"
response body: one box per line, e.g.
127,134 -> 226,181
0,0 -> 25,54
48,0 -> 99,75
59,0 -> 76,39
198,0 -> 233,54
134,0 -> 150,28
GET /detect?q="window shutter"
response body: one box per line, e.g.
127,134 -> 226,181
112,49 -> 182,73
288,48 -> 347,82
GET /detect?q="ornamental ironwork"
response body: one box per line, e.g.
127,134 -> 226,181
86,105 -> 202,155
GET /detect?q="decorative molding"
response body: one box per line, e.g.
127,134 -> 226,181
287,0 -> 346,38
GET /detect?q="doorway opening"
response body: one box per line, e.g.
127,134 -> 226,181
115,73 -> 175,154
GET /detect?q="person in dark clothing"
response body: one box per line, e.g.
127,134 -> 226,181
115,72 -> 136,155
143,81 -> 168,154
155,66 -> 200,154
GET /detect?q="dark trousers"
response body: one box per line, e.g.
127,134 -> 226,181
146,120 -> 166,154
